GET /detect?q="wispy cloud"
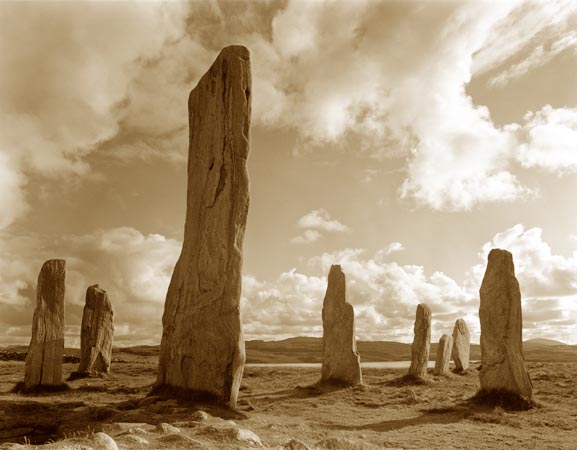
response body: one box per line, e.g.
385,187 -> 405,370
489,31 -> 577,88
297,209 -> 350,233
291,209 -> 350,245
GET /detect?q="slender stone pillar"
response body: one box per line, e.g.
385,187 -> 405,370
25,259 -> 65,388
321,265 -> 362,385
157,46 -> 251,409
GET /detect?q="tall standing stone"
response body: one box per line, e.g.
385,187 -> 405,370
321,265 -> 362,385
77,285 -> 114,375
434,334 -> 452,376
479,249 -> 532,399
451,318 -> 470,372
156,46 -> 251,409
408,303 -> 431,378
24,259 -> 65,388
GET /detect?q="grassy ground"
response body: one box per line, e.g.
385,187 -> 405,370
0,361 -> 576,449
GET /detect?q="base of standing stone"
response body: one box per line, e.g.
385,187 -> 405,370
67,371 -> 109,381
149,384 -> 241,411
12,381 -> 70,394
469,389 -> 538,410
386,373 -> 432,387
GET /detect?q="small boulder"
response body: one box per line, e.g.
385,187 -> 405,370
93,432 -> 119,450
155,422 -> 181,434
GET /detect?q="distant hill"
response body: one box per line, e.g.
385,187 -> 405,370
3,337 -> 576,363
524,338 -> 566,346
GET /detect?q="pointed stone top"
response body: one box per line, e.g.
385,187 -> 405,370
487,248 -> 515,273
218,45 -> 250,59
86,284 -> 111,310
416,303 -> 431,318
88,284 -> 106,293
42,259 -> 65,270
329,264 -> 343,274
454,318 -> 468,334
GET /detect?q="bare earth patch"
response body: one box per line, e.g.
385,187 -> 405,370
0,361 -> 576,449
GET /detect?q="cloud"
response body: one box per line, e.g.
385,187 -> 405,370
3,0 -> 577,224
244,225 -> 577,344
472,0 -> 577,76
514,106 -> 577,173
470,224 -> 577,298
379,242 -> 405,257
291,209 -> 350,244
0,1 -> 190,229
0,227 -> 181,346
488,31 -> 577,88
290,230 -> 322,245
297,209 -> 350,233
244,246 -> 475,342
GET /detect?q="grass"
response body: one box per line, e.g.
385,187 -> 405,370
0,361 -> 576,449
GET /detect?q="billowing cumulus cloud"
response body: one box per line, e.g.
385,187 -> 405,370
515,106 -> 577,172
0,1 -> 190,229
3,0 -> 577,228
244,225 -> 577,344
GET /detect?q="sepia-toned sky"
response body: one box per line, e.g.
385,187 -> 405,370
1,0 -> 577,347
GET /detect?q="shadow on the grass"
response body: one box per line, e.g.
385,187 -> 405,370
11,381 -> 70,395
242,378 -> 356,402
468,389 -> 539,411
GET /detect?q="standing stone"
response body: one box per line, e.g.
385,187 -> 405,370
24,259 -> 65,387
321,265 -> 362,385
408,303 -> 431,378
451,318 -> 470,372
77,285 -> 114,375
156,46 -> 251,409
479,249 -> 533,399
434,334 -> 453,376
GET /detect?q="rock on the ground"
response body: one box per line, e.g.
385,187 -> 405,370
156,45 -> 252,410
321,265 -> 362,386
283,439 -> 312,450
155,423 -> 181,434
434,334 -> 453,376
92,432 -> 119,450
316,437 -> 380,450
191,410 -> 210,422
408,303 -> 431,378
24,259 -> 66,387
121,434 -> 149,445
77,285 -> 114,375
451,318 -> 470,372
479,248 -> 533,399
236,428 -> 262,446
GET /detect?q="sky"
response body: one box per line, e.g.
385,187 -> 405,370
1,0 -> 577,347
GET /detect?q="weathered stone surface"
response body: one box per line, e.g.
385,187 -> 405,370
92,432 -> 119,450
77,284 -> 114,375
479,249 -> 533,398
157,45 -> 251,409
321,265 -> 362,386
408,303 -> 431,378
434,334 -> 453,376
451,318 -> 470,372
24,259 -> 65,387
